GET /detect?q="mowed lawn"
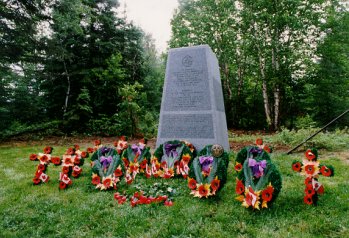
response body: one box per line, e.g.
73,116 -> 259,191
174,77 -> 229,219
0,139 -> 348,238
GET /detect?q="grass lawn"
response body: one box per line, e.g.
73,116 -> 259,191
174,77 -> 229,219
0,137 -> 348,238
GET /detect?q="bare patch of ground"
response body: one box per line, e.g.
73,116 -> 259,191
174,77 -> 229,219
1,135 -> 291,153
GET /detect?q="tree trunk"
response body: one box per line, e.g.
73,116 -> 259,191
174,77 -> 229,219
272,43 -> 280,130
63,60 -> 70,119
274,86 -> 280,130
223,63 -> 232,100
259,55 -> 272,129
254,23 -> 272,129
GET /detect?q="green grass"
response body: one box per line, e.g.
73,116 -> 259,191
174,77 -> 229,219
0,139 -> 349,238
231,127 -> 349,151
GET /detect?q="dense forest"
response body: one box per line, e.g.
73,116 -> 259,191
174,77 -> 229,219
1,0 -> 348,140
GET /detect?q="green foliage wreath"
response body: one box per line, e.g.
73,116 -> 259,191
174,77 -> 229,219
187,145 -> 229,198
234,146 -> 282,209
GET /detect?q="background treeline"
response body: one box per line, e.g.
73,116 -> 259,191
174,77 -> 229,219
1,0 -> 348,140
0,0 -> 164,139
171,0 -> 349,130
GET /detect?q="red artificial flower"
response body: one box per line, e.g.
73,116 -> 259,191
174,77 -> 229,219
182,154 -> 191,163
87,147 -> 94,154
29,154 -> 37,161
161,161 -> 167,169
114,168 -> 123,177
210,178 -> 220,192
74,157 -> 81,165
133,191 -> 141,199
37,164 -> 46,172
164,200 -> 174,207
43,146 -> 52,154
304,195 -> 313,205
33,177 -> 41,185
304,177 -> 313,186
130,199 -> 137,207
113,141 -> 118,147
94,140 -> 101,146
320,165 -> 332,177
188,178 -> 197,190
92,175 -> 101,185
59,181 -> 67,190
304,164 -> 316,176
64,156 -> 73,165
292,162 -> 302,172
62,166 -> 70,174
72,170 -> 81,178
122,157 -> 129,167
114,192 -> 121,200
235,179 -> 245,195
163,170 -> 173,179
261,186 -> 274,202
140,160 -> 147,169
129,164 -> 139,173
39,155 -> 49,164
51,156 -> 61,165
256,138 -> 263,146
234,162 -> 242,172
305,149 -> 316,161
317,185 -> 324,195
198,184 -> 210,197
305,185 -> 315,197
103,178 -> 112,188
80,151 -> 88,158
66,148 -> 74,155
263,145 -> 272,153
160,195 -> 168,201
139,195 -> 147,204
74,144 -> 80,150
117,196 -> 127,205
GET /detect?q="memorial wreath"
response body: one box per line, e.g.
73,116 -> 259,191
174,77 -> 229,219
121,139 -> 151,184
152,140 -> 196,179
187,144 -> 229,198
234,145 -> 282,209
90,146 -> 124,190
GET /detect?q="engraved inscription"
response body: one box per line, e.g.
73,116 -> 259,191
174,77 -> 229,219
164,68 -> 211,111
160,114 -> 214,139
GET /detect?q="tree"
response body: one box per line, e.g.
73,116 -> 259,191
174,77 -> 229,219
310,10 -> 349,125
170,0 -> 336,130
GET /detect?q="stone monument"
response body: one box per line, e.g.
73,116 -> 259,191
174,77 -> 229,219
156,45 -> 229,151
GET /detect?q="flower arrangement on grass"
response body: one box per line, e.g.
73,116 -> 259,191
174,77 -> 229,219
29,146 -> 60,185
151,140 -> 196,179
234,146 -> 282,209
187,144 -> 228,198
59,145 -> 89,189
121,139 -> 151,184
114,182 -> 175,207
90,146 -> 124,190
292,148 -> 334,205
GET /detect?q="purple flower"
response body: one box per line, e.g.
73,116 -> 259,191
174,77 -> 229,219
100,156 -> 112,170
249,147 -> 263,156
101,147 -> 111,155
164,143 -> 180,158
199,156 -> 214,173
131,144 -> 145,155
248,158 -> 267,178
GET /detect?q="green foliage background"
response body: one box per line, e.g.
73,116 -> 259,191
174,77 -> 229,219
1,0 -> 349,139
